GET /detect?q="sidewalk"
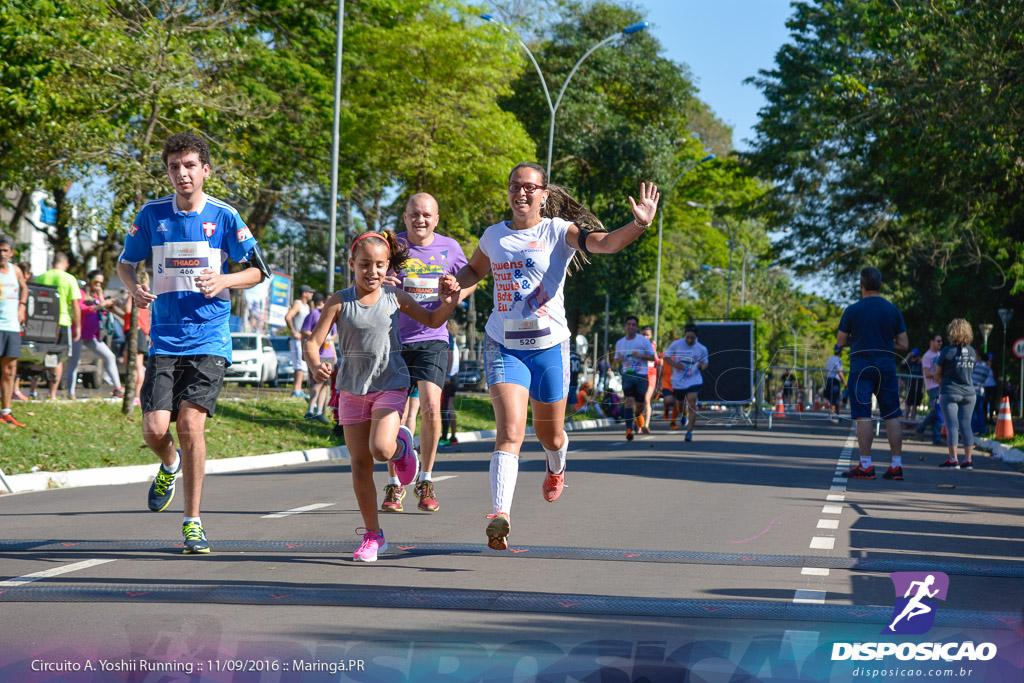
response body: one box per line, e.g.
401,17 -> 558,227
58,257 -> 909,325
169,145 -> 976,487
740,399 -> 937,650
0,417 -> 615,494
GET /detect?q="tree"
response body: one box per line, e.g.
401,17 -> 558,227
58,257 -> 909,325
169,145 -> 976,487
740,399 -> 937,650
745,0 -> 1024,335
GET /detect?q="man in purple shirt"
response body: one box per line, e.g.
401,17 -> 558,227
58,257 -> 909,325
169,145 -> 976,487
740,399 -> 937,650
381,193 -> 476,512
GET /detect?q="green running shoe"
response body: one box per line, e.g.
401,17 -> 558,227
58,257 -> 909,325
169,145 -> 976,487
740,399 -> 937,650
148,452 -> 180,512
182,521 -> 210,554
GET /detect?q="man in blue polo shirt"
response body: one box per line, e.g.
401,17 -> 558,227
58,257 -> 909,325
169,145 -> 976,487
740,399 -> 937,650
837,267 -> 909,481
117,132 -> 270,553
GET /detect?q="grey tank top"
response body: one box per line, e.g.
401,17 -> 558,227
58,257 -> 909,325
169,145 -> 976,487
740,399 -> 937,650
334,285 -> 408,394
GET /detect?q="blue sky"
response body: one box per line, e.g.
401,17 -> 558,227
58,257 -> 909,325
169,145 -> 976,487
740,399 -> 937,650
638,0 -> 797,152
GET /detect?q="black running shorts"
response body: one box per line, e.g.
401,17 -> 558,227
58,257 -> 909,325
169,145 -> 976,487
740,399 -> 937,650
141,354 -> 227,421
401,340 -> 449,389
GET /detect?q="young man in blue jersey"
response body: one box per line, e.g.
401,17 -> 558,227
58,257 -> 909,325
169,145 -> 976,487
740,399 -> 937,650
117,132 -> 271,553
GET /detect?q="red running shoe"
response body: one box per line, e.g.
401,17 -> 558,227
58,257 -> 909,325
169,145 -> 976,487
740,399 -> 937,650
0,413 -> 25,427
542,468 -> 565,502
841,464 -> 876,479
882,466 -> 904,480
485,511 -> 510,550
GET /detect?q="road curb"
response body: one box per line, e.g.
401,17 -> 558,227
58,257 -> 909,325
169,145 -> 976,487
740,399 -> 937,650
974,435 -> 1024,464
1,417 -> 617,494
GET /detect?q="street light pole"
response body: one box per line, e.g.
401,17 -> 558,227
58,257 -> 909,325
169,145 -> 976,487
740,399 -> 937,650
327,0 -> 345,293
482,15 -> 649,179
653,154 -> 714,343
723,218 -> 735,319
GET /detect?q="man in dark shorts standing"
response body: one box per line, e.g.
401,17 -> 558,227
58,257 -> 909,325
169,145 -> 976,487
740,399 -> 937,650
381,193 -> 475,512
117,132 -> 270,553
837,267 -> 909,480
614,315 -> 656,441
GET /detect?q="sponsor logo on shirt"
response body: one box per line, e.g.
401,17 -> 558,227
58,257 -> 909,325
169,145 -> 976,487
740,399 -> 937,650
522,239 -> 546,253
157,222 -> 168,232
128,223 -> 139,237
236,226 -> 254,242
202,222 -> 217,238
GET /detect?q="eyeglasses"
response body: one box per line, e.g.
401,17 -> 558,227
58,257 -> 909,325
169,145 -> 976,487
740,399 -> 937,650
508,182 -> 546,195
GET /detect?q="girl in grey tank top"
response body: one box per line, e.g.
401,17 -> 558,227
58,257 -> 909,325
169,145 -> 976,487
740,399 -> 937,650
302,230 -> 461,561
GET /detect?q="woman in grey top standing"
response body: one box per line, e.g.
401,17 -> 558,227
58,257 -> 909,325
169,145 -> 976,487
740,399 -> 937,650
304,230 -> 460,562
933,318 -> 978,470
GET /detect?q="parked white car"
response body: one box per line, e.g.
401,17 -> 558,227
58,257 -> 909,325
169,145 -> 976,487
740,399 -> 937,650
225,333 -> 279,386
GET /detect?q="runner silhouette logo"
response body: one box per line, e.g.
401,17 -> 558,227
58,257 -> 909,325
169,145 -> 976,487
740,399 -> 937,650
883,572 -> 949,635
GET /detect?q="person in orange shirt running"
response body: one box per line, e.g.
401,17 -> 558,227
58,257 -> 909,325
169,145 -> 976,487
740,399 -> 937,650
659,348 -> 681,429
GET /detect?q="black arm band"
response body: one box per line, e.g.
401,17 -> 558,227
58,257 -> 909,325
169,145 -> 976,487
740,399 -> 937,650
577,226 -> 593,257
246,244 -> 273,280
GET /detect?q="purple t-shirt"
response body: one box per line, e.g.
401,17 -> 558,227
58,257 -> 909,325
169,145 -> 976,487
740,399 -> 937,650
394,231 -> 467,344
301,307 -> 338,360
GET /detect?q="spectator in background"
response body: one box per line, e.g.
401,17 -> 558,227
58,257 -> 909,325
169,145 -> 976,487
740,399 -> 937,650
567,343 -> 582,416
934,319 -> 978,469
66,269 -> 123,399
970,346 -> 991,436
983,354 -> 998,423
12,260 -> 33,402
34,252 -> 81,400
596,356 -> 611,393
600,388 -> 623,421
780,369 -> 796,404
439,330 -> 460,448
574,381 -> 605,418
838,266 -> 909,481
915,332 -> 944,444
301,292 -> 335,423
0,233 -> 28,426
901,348 -> 924,419
117,270 -> 152,407
284,284 -> 313,399
825,344 -> 846,422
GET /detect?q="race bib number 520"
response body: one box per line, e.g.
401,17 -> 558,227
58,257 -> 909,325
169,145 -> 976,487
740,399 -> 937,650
504,316 -> 551,348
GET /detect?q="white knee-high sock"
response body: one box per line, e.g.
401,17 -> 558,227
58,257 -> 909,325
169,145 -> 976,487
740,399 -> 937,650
544,432 -> 568,474
490,451 -> 519,514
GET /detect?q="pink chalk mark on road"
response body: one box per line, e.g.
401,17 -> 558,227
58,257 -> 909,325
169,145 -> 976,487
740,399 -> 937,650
729,516 -> 782,544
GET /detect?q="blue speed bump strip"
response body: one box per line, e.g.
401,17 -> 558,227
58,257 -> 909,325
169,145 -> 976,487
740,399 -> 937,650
1,540 -> 1023,578
0,581 -> 1018,630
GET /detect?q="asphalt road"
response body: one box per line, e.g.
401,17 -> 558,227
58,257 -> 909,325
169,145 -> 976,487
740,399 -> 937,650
1,412 -> 1021,682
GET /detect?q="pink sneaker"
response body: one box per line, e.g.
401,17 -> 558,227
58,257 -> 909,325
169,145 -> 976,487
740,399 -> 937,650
353,527 -> 387,562
13,391 -> 28,401
393,426 -> 420,485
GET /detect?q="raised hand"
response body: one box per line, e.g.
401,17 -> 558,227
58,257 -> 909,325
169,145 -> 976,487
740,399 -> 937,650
628,182 -> 661,227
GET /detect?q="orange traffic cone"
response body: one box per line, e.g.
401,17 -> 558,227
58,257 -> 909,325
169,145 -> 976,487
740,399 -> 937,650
796,391 -> 804,413
773,391 -> 787,418
995,396 -> 1014,439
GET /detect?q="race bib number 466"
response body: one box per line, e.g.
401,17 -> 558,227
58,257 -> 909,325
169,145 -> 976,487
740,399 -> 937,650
163,241 -> 211,277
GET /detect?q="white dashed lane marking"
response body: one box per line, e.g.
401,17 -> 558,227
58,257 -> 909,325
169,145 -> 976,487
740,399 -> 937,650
0,559 -> 115,587
262,503 -> 335,519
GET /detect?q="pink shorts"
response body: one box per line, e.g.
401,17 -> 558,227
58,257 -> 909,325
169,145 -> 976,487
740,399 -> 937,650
330,388 -> 407,425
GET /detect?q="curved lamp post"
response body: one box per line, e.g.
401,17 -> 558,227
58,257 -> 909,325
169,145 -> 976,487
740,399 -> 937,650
652,154 -> 715,342
482,15 -> 649,179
